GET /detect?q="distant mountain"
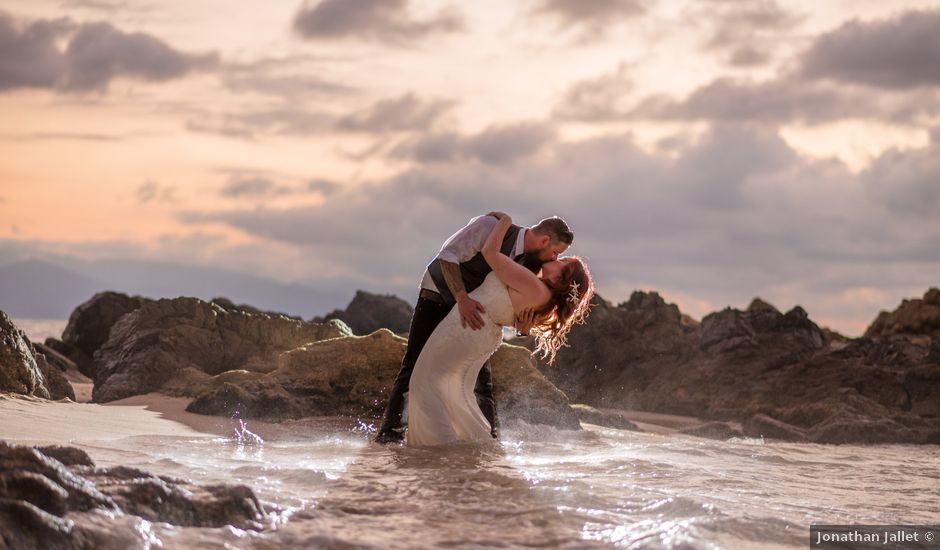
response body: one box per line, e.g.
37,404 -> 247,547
0,260 -> 109,318
0,258 -> 348,320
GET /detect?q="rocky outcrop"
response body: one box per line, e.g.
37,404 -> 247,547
0,441 -> 270,549
1,309 -> 74,400
182,330 -> 582,430
0,310 -> 50,398
92,296 -> 352,403
49,291 -> 153,379
865,287 -> 940,340
210,296 -> 302,321
527,289 -> 940,445
314,290 -> 413,335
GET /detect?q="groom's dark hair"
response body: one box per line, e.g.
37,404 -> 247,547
532,217 -> 573,245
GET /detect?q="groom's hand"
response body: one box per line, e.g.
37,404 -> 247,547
457,293 -> 486,330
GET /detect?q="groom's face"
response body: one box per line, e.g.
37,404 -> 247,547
535,239 -> 569,263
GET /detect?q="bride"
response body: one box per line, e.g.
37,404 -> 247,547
407,211 -> 594,446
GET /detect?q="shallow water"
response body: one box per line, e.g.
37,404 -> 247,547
17,416 -> 940,549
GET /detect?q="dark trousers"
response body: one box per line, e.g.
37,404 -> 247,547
376,296 -> 500,440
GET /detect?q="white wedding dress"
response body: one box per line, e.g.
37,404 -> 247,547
407,272 -> 515,446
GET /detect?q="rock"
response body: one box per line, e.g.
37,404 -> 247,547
742,414 -> 806,442
184,330 -> 582,430
0,309 -> 50,398
490,344 -> 581,430
570,404 -> 641,431
35,352 -> 76,401
210,296 -> 302,320
92,296 -> 352,402
60,291 -> 152,378
34,342 -> 77,371
864,287 -> 940,340
534,286 -> 940,445
679,421 -> 744,440
807,414 -> 920,445
0,441 -> 270,549
315,290 -> 413,335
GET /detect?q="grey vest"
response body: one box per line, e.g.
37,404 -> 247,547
427,224 -> 538,307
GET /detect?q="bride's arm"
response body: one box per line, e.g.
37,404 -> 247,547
482,214 -> 544,295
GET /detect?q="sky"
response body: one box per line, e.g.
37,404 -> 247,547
1,0 -> 939,335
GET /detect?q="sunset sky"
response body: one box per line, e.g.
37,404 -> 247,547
1,0 -> 939,335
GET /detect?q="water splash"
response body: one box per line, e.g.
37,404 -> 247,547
352,418 -> 377,435
233,418 -> 264,446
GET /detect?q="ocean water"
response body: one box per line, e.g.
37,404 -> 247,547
19,416 -> 940,549
12,318 -> 68,343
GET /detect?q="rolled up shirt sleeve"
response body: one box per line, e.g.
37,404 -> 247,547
436,215 -> 498,264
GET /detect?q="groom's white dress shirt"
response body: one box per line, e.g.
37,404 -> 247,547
420,215 -> 526,294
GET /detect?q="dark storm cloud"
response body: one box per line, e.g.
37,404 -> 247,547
861,139 -> 940,219
176,124 -> 940,319
390,122 -> 556,165
533,0 -> 645,39
0,9 -> 219,93
801,9 -> 940,89
291,0 -> 464,45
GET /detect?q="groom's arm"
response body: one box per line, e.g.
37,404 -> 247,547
435,215 -> 498,330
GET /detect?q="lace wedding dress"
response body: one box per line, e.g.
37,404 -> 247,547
407,272 -> 515,446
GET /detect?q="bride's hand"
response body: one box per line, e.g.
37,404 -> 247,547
487,211 -> 510,221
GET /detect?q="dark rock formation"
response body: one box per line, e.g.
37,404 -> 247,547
0,441 -> 270,549
865,287 -> 940,340
527,289 -> 940,445
53,291 -> 153,379
210,296 -> 302,321
182,330 -> 582,430
92,296 -> 352,403
34,353 -> 75,401
314,290 -> 413,335
0,310 -> 50,398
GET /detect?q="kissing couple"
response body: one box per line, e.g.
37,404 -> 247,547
375,211 -> 594,446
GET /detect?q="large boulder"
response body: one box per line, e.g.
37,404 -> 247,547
54,291 -> 152,378
864,287 -> 940,340
0,310 -> 50,398
0,441 -> 270,549
92,297 -> 351,402
184,330 -> 582,430
315,290 -> 413,335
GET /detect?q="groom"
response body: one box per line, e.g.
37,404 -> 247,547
374,213 -> 574,444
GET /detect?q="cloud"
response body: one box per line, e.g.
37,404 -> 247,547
862,139 -> 940,219
534,0 -> 645,36
185,93 -> 453,139
137,179 -> 176,203
801,9 -> 940,89
219,55 -> 356,102
307,179 -> 339,195
291,0 -> 463,45
390,121 -> 556,165
174,123 -> 940,334
0,9 -> 219,93
219,177 -> 280,198
554,63 -> 633,121
561,72 -> 940,126
689,0 -> 804,67
335,93 -> 454,132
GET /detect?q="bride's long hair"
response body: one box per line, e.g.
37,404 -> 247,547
530,256 -> 594,364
